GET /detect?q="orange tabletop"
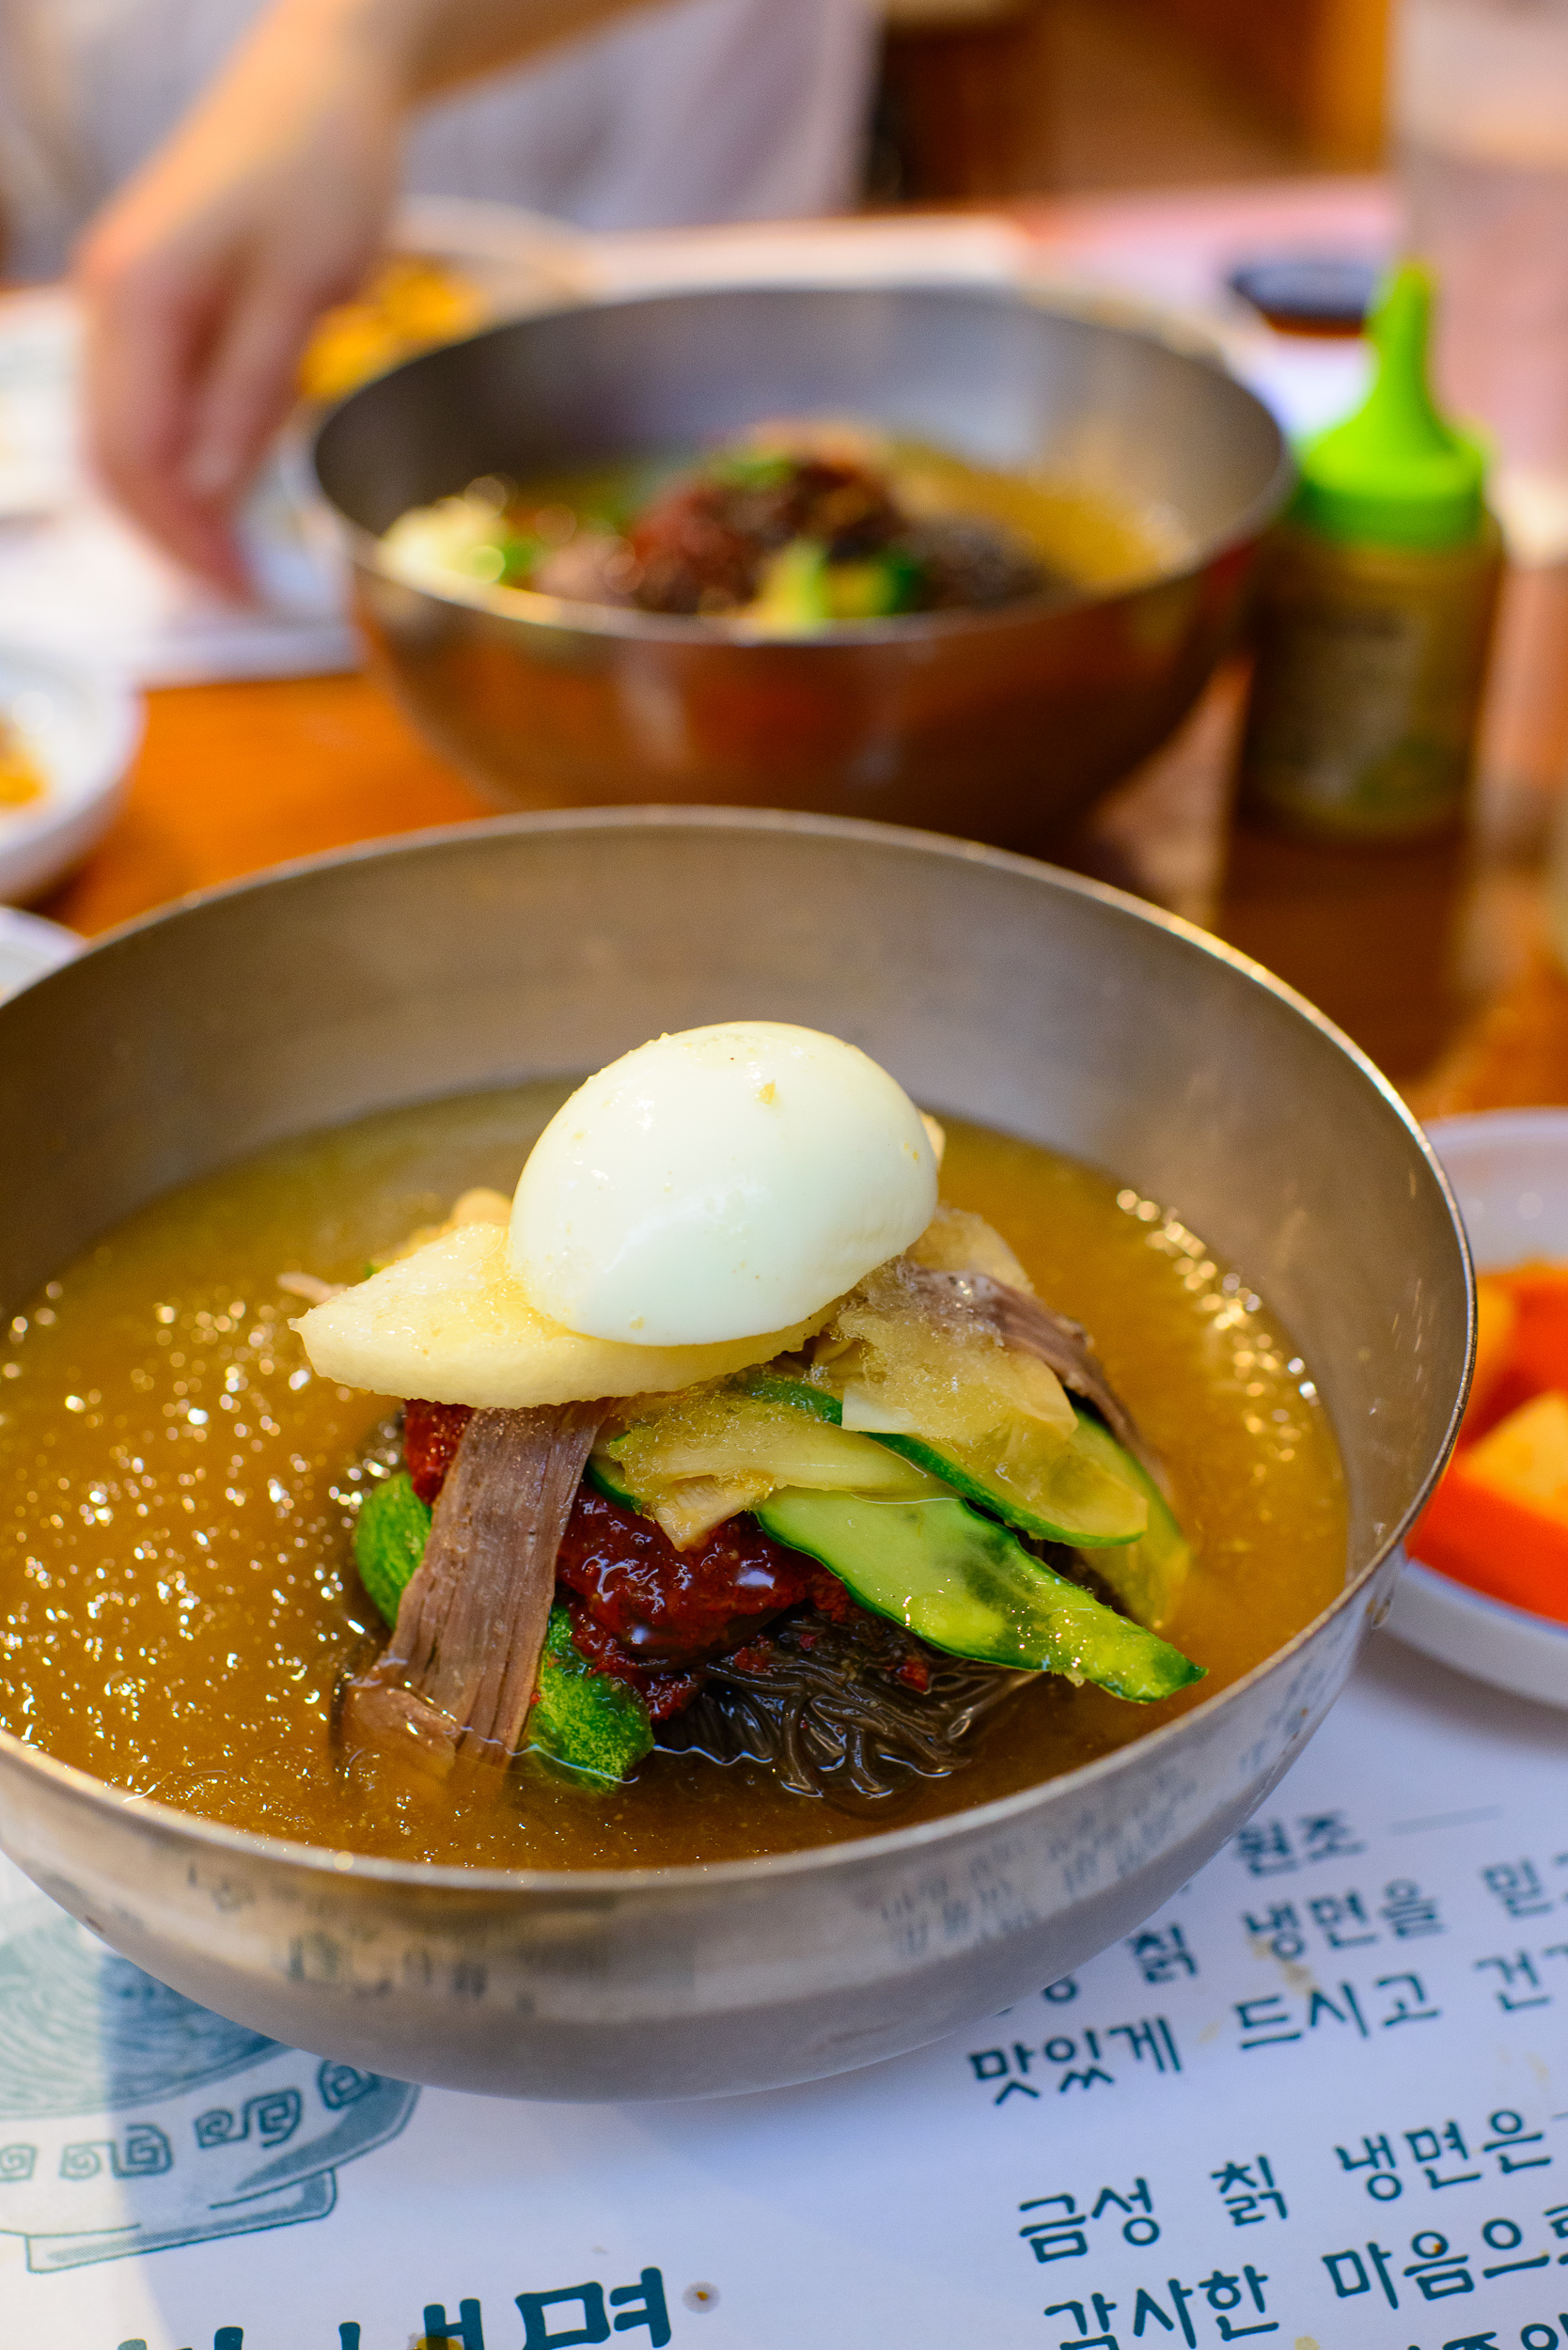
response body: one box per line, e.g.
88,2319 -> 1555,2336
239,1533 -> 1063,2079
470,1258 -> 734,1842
41,673 -> 489,938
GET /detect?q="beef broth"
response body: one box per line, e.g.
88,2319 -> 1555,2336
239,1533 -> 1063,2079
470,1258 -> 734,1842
0,1084 -> 1345,1868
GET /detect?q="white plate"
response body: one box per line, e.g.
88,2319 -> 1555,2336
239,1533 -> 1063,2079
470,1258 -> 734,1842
0,905 -> 80,1000
1388,1108 -> 1568,1709
0,643 -> 142,903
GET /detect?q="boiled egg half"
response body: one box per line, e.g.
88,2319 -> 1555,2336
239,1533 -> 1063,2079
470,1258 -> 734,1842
300,1022 -> 940,1403
510,1022 -> 938,1346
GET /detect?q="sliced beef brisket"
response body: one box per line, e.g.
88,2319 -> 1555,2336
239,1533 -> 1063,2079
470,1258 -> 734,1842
345,1401 -> 604,1777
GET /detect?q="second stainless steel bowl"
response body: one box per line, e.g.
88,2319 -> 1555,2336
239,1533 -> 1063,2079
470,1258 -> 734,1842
313,285 -> 1290,848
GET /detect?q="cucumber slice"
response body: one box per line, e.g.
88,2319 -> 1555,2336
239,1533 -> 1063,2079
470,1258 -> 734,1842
602,1388 -> 944,1509
745,1371 -> 1148,1549
602,1372 -> 1198,1689
1068,1412 -> 1193,1631
527,1605 -> 653,1782
755,1488 -> 1201,1702
353,1470 -> 431,1625
586,1453 -> 637,1508
739,1370 -> 843,1425
872,1421 -> 1146,1549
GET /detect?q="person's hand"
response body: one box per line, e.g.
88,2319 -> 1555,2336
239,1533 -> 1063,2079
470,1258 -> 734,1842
74,5 -> 406,592
74,0 -> 658,588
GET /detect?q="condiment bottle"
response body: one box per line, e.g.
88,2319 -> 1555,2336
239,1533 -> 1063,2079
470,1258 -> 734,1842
1235,263 -> 1503,842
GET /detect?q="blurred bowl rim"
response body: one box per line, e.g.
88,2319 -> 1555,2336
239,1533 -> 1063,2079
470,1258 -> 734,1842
0,804 -> 1466,1892
314,279 -> 1294,650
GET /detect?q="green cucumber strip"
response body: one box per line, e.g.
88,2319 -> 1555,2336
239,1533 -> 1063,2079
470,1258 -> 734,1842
526,1606 -> 653,1782
587,1453 -> 637,1508
755,1487 -> 1202,1701
602,1389 -> 943,1512
746,1370 -> 1149,1549
737,1366 -> 1190,1630
353,1471 -> 431,1625
1067,1411 -> 1193,1630
738,1370 -> 843,1424
870,1419 -> 1146,1547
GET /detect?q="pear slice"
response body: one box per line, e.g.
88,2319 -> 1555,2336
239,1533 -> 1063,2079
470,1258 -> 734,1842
297,1222 -> 831,1408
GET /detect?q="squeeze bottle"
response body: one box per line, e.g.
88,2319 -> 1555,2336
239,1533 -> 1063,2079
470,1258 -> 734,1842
1236,264 -> 1502,841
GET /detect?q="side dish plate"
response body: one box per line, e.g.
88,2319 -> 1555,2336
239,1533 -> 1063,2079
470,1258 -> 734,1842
1389,1108 -> 1568,1711
0,644 -> 141,905
0,905 -> 79,999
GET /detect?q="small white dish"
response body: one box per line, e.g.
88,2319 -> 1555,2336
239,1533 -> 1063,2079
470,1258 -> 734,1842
1388,1108 -> 1568,1710
0,643 -> 142,903
0,905 -> 80,1000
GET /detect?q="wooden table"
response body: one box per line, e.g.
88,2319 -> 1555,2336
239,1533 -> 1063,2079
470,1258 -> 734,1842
41,557 -> 1568,1116
42,673 -> 488,938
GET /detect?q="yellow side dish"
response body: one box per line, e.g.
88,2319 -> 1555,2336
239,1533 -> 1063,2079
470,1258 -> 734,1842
299,257 -> 485,404
0,715 -> 45,812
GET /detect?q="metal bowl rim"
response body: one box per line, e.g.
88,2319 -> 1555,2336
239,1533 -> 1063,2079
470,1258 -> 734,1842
314,280 -> 1295,649
0,803 -> 1472,1895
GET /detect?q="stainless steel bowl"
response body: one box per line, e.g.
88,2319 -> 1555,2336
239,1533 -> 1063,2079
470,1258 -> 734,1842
0,810 -> 1468,2101
313,286 -> 1290,849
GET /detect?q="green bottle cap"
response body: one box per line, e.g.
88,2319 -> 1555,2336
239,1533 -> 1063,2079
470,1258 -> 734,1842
1294,263 -> 1488,550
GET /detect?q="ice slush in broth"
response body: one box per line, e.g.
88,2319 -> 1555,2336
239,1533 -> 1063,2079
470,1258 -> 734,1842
0,1025 -> 1345,1869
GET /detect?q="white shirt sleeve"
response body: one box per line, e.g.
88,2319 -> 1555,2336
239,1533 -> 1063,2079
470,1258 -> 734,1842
0,0 -> 878,279
406,0 -> 879,230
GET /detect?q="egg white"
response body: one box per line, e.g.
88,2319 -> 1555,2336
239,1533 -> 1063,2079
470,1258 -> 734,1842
509,1021 -> 938,1346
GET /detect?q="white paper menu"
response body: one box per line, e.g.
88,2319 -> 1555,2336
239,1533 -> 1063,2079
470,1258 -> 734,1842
0,1630 -> 1562,2350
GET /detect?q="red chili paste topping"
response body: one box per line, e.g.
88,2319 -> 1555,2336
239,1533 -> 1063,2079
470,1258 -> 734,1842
558,1599 -> 705,1720
555,1482 -> 849,1665
404,1399 -> 474,1504
402,1407 -> 930,1697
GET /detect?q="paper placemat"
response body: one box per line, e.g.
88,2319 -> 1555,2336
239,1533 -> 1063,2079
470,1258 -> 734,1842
1,1630 -> 1561,2350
